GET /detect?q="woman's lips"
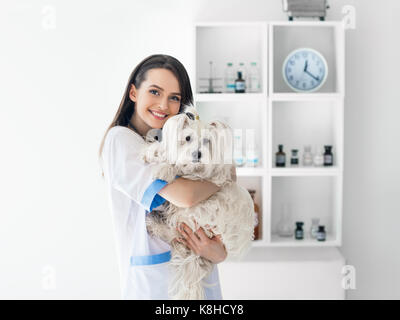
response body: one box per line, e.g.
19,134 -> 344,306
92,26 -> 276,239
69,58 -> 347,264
149,110 -> 168,120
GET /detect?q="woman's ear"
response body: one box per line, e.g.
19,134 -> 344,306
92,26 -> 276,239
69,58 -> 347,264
129,84 -> 137,102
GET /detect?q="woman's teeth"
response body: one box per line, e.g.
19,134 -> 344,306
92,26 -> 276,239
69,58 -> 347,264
150,110 -> 168,119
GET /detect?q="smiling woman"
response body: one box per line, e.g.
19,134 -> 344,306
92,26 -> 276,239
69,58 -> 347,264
128,69 -> 182,132
98,54 -> 227,300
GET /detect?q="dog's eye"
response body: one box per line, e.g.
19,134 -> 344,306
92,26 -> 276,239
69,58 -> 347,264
185,136 -> 191,142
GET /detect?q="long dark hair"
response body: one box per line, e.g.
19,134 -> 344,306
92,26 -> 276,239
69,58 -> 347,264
98,54 -> 193,163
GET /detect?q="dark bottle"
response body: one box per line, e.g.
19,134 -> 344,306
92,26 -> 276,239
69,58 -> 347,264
290,149 -> 299,166
295,222 -> 304,240
275,144 -> 286,167
317,225 -> 326,241
235,71 -> 246,93
323,145 -> 333,166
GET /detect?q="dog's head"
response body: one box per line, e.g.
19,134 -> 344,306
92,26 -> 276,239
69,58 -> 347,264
142,105 -> 233,169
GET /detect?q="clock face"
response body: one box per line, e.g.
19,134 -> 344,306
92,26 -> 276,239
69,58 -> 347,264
282,48 -> 328,92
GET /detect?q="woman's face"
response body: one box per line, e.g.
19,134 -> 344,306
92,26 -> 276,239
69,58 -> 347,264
129,68 -> 182,131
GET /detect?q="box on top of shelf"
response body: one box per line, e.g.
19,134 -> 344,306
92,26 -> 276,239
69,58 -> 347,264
194,22 -> 267,95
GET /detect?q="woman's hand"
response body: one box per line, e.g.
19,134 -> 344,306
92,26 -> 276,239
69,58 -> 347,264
176,222 -> 227,264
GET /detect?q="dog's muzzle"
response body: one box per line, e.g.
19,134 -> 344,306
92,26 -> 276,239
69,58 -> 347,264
192,150 -> 202,162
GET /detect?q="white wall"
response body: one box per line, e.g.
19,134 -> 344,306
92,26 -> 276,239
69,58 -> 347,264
0,0 -> 399,299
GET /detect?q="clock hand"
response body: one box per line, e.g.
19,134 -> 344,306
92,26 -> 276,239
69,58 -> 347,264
304,60 -> 308,72
304,69 -> 320,81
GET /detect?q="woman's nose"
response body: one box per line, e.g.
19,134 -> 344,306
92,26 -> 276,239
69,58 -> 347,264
159,98 -> 169,111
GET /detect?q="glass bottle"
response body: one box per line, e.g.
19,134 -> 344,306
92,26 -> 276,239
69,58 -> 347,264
275,144 -> 286,167
323,145 -> 333,166
233,129 -> 244,167
224,62 -> 236,93
317,225 -> 326,241
302,145 -> 313,166
249,62 -> 260,93
237,62 -> 247,89
290,149 -> 299,166
310,218 -> 320,239
313,146 -> 324,166
248,189 -> 261,240
245,129 -> 259,167
295,222 -> 304,240
277,203 -> 293,237
235,71 -> 245,93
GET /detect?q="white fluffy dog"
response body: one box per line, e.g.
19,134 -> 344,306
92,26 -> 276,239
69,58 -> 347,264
140,105 -> 256,300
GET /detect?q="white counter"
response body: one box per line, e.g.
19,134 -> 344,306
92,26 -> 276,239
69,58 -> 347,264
218,247 -> 346,299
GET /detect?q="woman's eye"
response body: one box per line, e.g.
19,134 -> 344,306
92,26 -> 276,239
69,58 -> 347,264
149,89 -> 159,95
171,96 -> 180,102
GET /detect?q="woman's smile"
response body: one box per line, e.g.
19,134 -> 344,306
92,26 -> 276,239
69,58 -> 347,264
149,109 -> 169,120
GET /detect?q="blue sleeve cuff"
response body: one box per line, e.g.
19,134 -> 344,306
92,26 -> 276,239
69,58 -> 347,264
140,175 -> 181,214
141,179 -> 168,213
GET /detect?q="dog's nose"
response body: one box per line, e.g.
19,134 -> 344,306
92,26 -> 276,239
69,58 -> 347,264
192,150 -> 202,160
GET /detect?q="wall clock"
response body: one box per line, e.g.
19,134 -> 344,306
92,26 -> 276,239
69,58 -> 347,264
282,48 -> 328,92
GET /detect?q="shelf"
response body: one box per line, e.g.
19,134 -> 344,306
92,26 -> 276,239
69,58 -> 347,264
195,22 -> 268,96
269,21 -> 343,28
271,167 -> 340,176
237,167 -> 265,177
251,240 -> 268,247
195,93 -> 266,103
194,20 -> 345,249
270,93 -> 343,102
269,22 -> 344,95
270,234 -> 338,247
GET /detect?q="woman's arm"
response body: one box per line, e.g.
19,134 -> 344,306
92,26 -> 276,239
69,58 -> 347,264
158,177 -> 220,208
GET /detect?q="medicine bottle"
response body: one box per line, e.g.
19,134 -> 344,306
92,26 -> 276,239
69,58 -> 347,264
290,149 -> 299,166
275,144 -> 286,167
295,222 -> 304,240
317,226 -> 326,241
323,145 -> 333,166
235,71 -> 246,93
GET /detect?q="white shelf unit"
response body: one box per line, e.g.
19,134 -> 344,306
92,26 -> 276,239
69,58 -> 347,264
193,21 -> 345,247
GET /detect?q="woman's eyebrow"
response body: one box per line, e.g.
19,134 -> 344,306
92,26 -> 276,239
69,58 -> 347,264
149,84 -> 181,96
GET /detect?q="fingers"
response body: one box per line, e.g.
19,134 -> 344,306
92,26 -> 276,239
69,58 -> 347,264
177,223 -> 200,254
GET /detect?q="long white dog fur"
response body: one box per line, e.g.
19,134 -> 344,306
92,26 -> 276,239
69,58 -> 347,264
140,105 -> 256,300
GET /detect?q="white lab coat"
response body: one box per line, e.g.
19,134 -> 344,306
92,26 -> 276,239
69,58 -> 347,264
101,126 -> 222,300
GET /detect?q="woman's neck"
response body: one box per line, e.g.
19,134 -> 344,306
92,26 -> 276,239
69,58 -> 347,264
129,112 -> 152,137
